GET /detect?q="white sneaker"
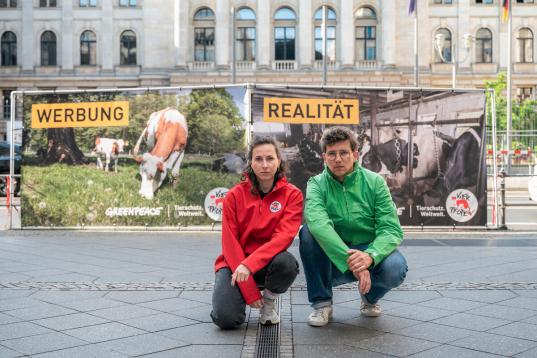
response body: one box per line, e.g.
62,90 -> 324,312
360,297 -> 381,317
307,305 -> 333,327
260,298 -> 279,325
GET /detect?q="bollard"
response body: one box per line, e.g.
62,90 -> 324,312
499,169 -> 507,230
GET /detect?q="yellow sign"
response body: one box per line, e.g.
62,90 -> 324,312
31,101 -> 129,129
263,98 -> 359,124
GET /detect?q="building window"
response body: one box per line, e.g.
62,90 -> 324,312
193,7 -> 215,62
235,7 -> 256,62
1,31 -> 17,66
355,7 -> 377,61
434,0 -> 453,3
475,0 -> 494,3
274,7 -> 296,61
40,31 -> 56,66
313,7 -> 337,61
517,28 -> 533,63
80,30 -> 96,65
476,28 -> 493,63
119,0 -> 136,7
517,0 -> 534,3
517,87 -> 534,101
79,0 -> 96,7
39,0 -> 56,7
434,28 -> 452,63
120,30 -> 136,65
0,0 -> 17,8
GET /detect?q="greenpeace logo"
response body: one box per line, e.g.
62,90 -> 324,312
105,207 -> 163,217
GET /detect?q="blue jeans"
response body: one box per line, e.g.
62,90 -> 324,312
299,224 -> 408,308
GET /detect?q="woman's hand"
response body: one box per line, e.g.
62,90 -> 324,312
231,264 -> 251,286
249,299 -> 263,309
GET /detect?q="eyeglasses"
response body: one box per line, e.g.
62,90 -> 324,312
325,150 -> 352,161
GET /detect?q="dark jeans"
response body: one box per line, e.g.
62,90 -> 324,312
299,224 -> 408,308
211,251 -> 299,329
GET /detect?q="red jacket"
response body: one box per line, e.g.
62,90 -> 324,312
214,176 -> 303,304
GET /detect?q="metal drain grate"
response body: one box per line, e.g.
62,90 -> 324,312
254,298 -> 280,358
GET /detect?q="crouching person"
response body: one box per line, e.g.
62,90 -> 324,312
300,126 -> 408,327
211,137 -> 303,329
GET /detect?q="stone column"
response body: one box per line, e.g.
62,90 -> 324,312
257,0 -> 271,69
21,0 -> 33,71
215,0 -> 230,69
381,0 -> 396,69
338,0 -> 354,69
101,0 -> 113,71
174,0 -> 188,69
299,0 -> 312,69
61,0 -> 74,72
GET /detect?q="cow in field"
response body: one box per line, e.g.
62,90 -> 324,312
133,108 -> 188,200
92,137 -> 125,173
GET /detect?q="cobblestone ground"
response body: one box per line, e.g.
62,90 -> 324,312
0,230 -> 536,357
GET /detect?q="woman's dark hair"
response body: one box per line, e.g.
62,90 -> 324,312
242,136 -> 286,194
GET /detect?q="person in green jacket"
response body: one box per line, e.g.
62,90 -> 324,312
299,126 -> 408,327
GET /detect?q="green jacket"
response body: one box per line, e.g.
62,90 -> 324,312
305,163 -> 403,273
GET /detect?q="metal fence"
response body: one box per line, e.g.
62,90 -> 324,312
486,130 -> 537,176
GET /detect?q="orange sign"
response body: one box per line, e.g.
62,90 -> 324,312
31,101 -> 129,129
263,98 -> 359,124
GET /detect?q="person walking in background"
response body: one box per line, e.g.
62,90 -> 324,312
211,136 -> 303,329
300,126 -> 408,327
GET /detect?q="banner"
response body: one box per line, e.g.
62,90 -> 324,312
252,86 -> 487,226
21,86 -> 248,227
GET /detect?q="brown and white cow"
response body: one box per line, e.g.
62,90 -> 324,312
133,108 -> 188,200
92,137 -> 125,173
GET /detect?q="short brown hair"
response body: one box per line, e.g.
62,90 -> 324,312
320,126 -> 358,152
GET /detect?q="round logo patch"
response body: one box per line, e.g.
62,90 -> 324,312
445,189 -> 479,223
204,187 -> 229,221
269,201 -> 282,213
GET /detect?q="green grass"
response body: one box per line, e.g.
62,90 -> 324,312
21,161 -> 240,227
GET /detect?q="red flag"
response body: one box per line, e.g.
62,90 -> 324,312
502,0 -> 509,23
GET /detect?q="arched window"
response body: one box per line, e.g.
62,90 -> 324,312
193,7 -> 215,61
1,31 -> 17,66
40,31 -> 56,66
235,7 -> 256,62
476,28 -> 492,63
517,27 -> 533,63
434,28 -> 452,63
314,6 -> 337,61
120,30 -> 136,65
274,7 -> 296,61
355,7 -> 377,61
80,30 -> 96,65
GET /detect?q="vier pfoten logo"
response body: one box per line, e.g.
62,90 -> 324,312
204,187 -> 229,221
270,201 -> 282,213
445,189 -> 478,222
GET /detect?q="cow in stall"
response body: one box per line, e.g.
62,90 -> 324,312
133,108 -> 188,200
92,137 -> 125,173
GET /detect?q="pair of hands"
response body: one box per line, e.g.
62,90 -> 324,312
347,249 -> 373,295
231,263 -> 264,308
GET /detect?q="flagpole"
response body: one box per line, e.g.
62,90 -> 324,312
231,7 -> 236,84
507,0 -> 512,173
322,5 -> 327,86
414,1 -> 418,87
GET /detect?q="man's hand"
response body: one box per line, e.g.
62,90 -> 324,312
249,299 -> 263,309
347,249 -> 373,273
231,264 -> 251,286
352,269 -> 371,294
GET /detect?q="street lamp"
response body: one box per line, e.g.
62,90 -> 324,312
434,32 -> 474,88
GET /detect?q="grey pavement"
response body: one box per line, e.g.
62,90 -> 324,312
0,231 -> 536,357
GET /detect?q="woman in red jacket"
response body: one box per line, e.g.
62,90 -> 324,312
211,137 -> 303,329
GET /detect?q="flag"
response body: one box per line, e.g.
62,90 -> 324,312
502,0 -> 509,23
408,0 -> 416,15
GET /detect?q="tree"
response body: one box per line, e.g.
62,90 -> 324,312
183,89 -> 245,155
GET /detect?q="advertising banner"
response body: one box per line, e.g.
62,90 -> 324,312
251,86 -> 487,226
21,86 -> 248,227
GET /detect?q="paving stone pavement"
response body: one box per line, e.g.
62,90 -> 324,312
0,230 -> 536,357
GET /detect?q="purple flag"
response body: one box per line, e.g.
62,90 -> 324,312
408,0 -> 416,15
